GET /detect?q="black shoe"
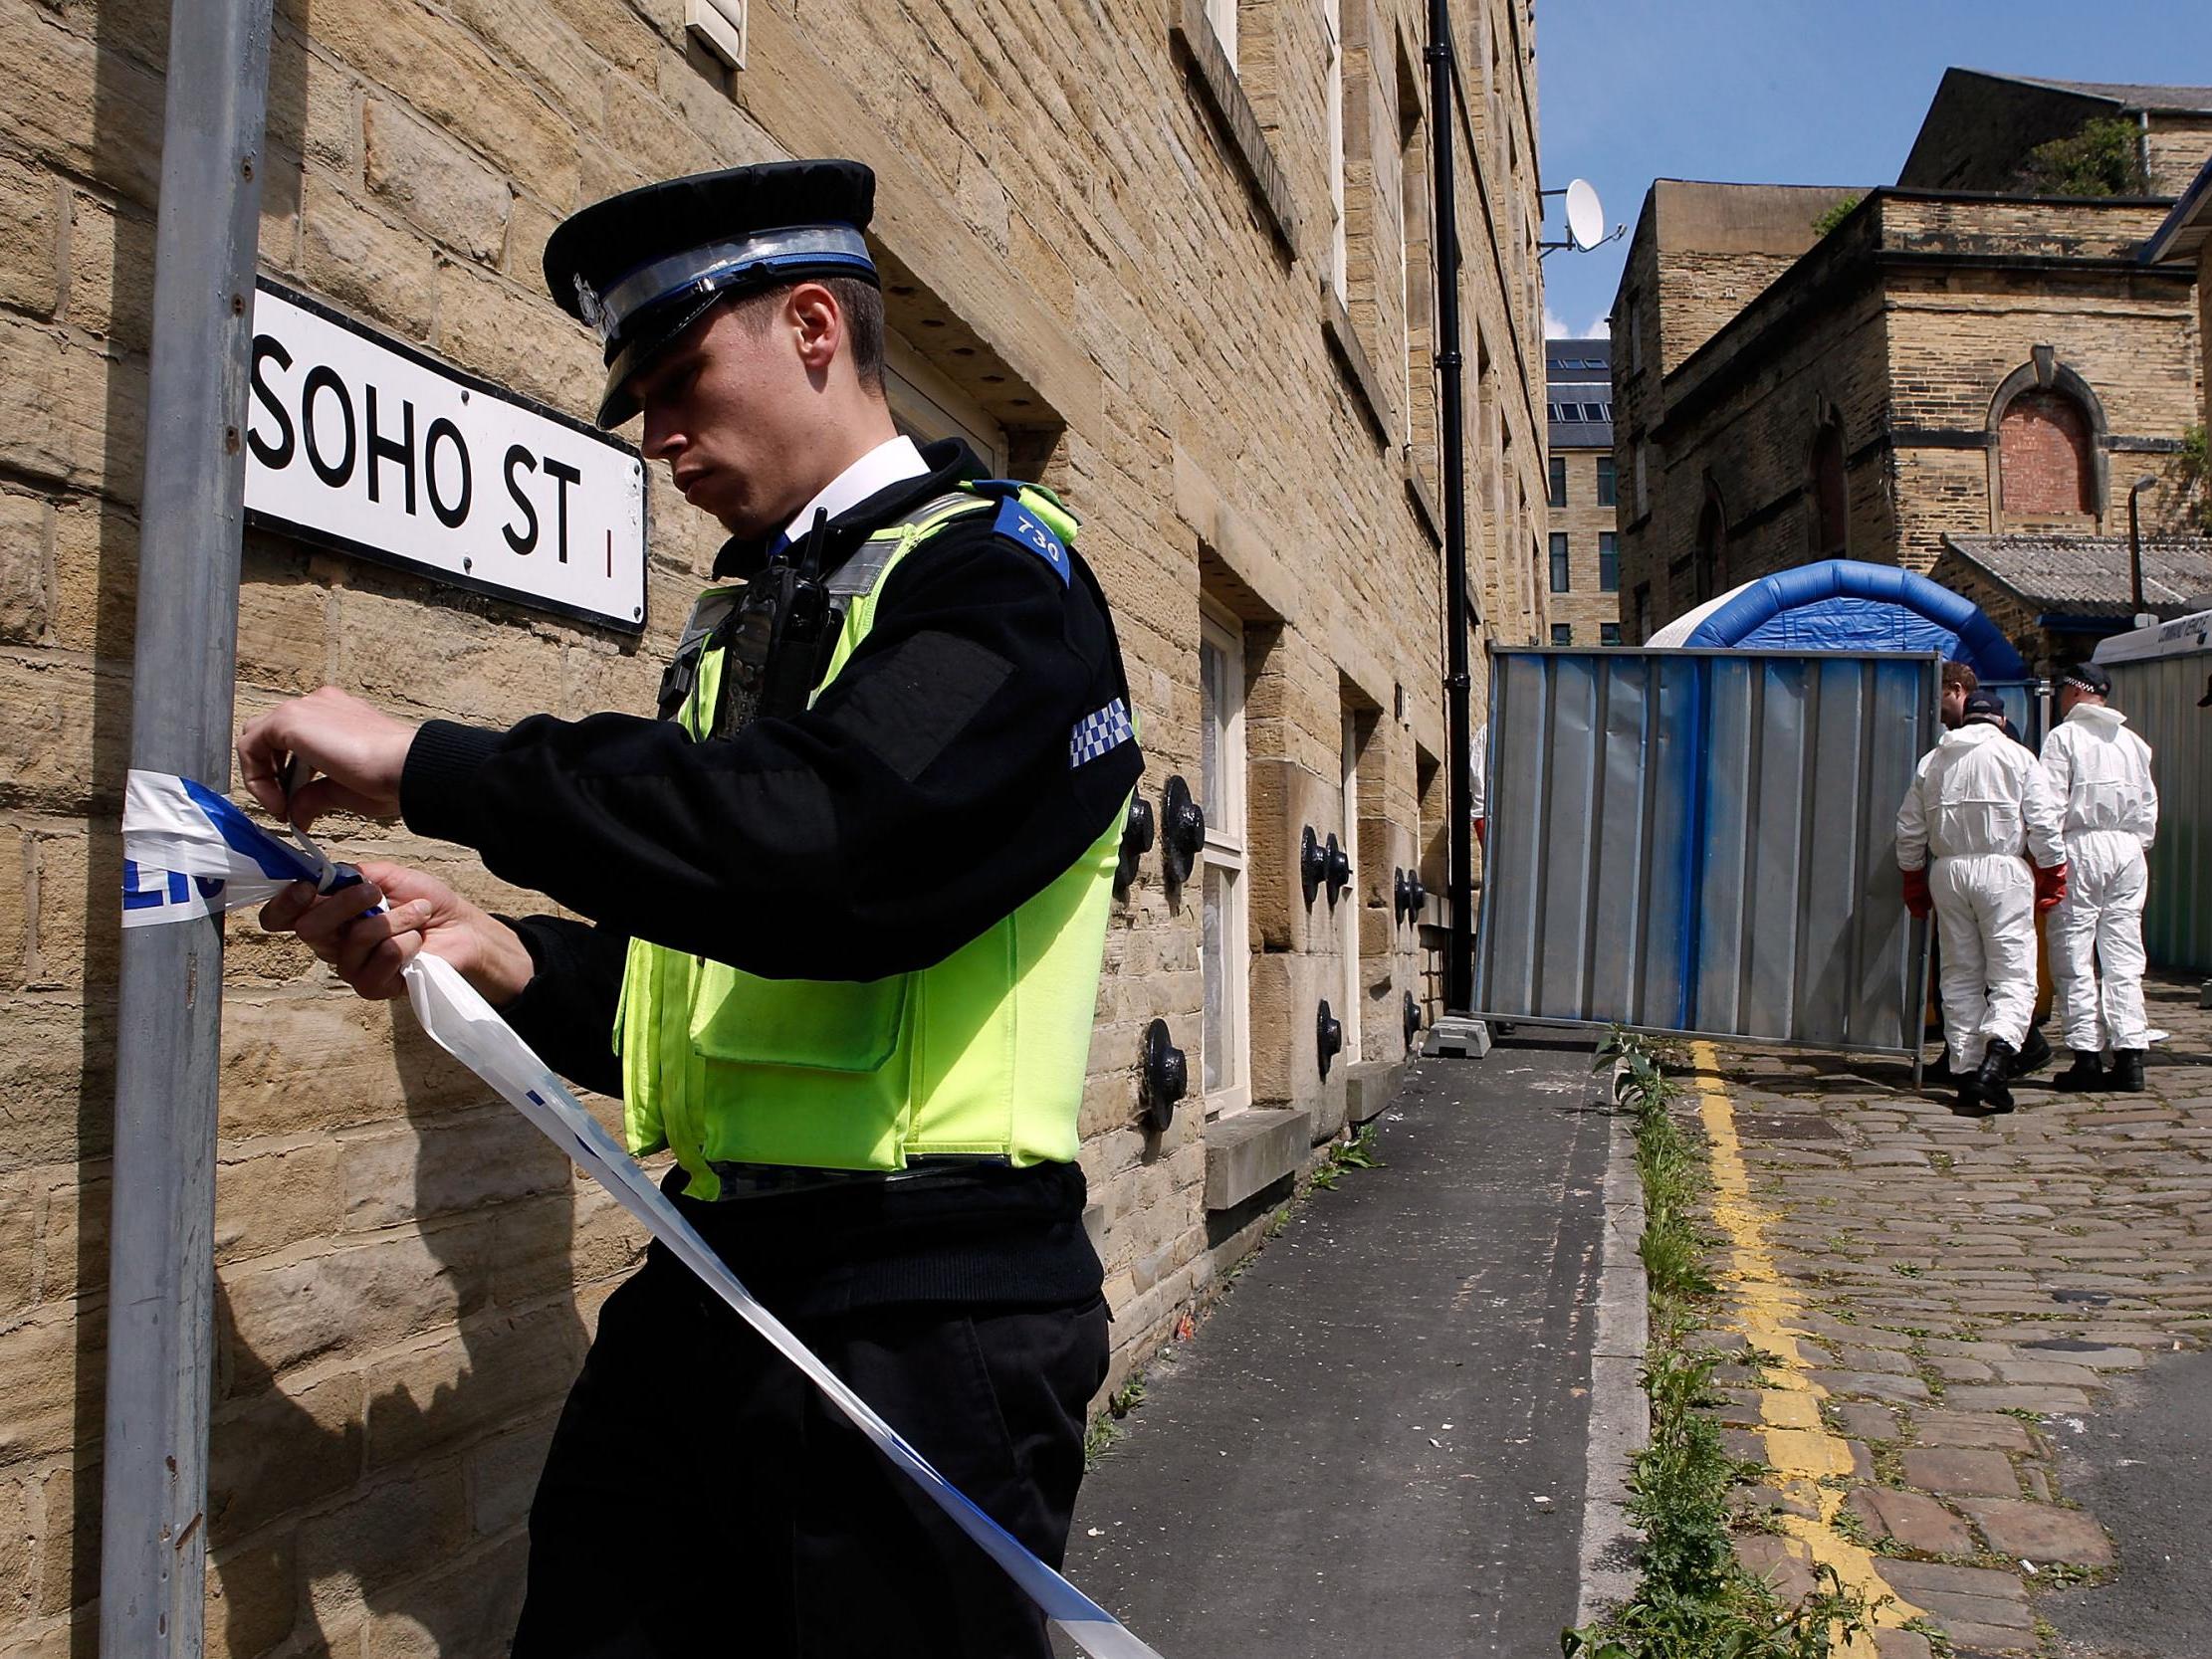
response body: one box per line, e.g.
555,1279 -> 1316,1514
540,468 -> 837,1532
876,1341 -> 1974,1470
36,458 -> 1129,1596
1976,1040 -> 2017,1114
1924,1051 -> 1954,1084
2111,1049 -> 2146,1092
2051,1052 -> 2106,1092
2015,1025 -> 2052,1078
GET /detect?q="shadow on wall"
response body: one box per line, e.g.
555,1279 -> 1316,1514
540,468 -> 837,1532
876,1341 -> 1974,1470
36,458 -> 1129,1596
203,1021 -> 590,1657
65,12 -> 605,1656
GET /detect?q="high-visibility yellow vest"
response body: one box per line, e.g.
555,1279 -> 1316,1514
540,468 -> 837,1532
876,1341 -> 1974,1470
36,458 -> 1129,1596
613,486 -> 1123,1200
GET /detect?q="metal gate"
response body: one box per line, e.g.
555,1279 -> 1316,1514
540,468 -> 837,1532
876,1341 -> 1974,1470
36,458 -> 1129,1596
2103,640 -> 2212,973
1474,649 -> 1936,1054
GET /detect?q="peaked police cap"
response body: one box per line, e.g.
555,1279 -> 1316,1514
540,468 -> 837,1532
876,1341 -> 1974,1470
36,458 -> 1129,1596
543,159 -> 878,428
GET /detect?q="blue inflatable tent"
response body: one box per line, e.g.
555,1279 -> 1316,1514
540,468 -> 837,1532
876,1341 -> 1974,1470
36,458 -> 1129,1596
1646,558 -> 2027,681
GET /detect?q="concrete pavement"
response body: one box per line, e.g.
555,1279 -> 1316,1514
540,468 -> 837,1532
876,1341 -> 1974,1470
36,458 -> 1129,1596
1061,1037 -> 1622,1659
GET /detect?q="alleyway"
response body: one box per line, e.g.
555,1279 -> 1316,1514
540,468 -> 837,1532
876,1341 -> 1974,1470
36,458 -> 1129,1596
1061,1040 -> 1615,1658
1690,974 -> 2212,1658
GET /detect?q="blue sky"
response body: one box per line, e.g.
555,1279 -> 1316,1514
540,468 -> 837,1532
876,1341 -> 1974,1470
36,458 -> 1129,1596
1535,0 -> 2212,340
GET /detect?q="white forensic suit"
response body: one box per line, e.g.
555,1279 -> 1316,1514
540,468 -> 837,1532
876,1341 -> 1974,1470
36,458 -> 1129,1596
1895,722 -> 2066,1071
2040,704 -> 2158,1054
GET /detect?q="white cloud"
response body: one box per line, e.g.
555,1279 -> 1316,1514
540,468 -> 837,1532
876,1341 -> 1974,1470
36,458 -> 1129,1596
1543,306 -> 1611,341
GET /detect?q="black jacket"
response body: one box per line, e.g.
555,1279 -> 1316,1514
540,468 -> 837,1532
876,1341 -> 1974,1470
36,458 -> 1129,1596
400,441 -> 1144,1100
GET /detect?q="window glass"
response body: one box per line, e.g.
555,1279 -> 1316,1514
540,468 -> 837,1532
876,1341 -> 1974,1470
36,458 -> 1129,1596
1547,456 -> 1566,509
1198,608 -> 1248,1112
1601,623 -> 1622,646
1599,531 -> 1619,593
1550,624 -> 1572,646
1203,864 -> 1228,1093
1596,456 -> 1616,507
1549,531 -> 1570,593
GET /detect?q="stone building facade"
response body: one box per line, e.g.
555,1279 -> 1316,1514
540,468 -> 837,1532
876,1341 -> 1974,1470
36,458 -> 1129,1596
0,0 -> 1546,1652
1613,82 -> 2206,669
1543,336 -> 1620,643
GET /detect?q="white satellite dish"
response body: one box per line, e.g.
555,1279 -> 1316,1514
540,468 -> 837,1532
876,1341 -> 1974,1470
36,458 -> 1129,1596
1565,179 -> 1604,252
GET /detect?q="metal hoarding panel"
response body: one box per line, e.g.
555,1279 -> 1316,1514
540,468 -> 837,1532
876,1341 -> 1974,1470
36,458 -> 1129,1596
2104,648 -> 2212,973
1474,649 -> 1936,1053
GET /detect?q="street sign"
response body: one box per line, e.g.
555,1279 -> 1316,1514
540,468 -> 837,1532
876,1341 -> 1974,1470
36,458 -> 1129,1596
244,279 -> 648,633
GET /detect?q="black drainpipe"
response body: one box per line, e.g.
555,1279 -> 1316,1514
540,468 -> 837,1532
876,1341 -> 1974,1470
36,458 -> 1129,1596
1428,0 -> 1473,1012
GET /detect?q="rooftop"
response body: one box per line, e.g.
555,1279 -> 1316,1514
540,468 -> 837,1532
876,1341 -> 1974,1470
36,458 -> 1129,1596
1901,69 -> 2212,194
1942,532 -> 2212,620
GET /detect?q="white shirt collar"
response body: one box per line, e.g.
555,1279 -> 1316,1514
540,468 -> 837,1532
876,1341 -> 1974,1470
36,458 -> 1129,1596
775,434 -> 930,553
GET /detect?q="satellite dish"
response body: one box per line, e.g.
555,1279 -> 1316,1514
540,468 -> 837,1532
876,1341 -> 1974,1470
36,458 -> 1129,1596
1565,179 -> 1604,252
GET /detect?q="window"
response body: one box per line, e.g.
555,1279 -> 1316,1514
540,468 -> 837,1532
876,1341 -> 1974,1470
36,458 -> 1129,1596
1547,456 -> 1566,509
1584,403 -> 1608,422
1694,490 -> 1724,605
1323,0 -> 1346,300
1550,624 -> 1572,646
1596,455 -> 1616,507
1548,532 -> 1570,593
1599,531 -> 1619,593
885,331 -> 1007,474
1811,421 -> 1848,554
1204,0 -> 1235,65
1338,707 -> 1367,1066
1559,404 -> 1584,423
1199,606 -> 1249,1114
1601,623 -> 1623,646
1999,389 -> 2094,516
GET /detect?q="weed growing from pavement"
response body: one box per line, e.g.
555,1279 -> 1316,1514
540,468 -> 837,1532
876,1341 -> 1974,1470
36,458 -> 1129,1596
1563,1030 -> 1875,1659
1083,1373 -> 1149,1468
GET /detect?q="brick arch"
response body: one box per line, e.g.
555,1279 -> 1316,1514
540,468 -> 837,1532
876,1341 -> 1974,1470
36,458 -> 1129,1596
1986,350 -> 2109,524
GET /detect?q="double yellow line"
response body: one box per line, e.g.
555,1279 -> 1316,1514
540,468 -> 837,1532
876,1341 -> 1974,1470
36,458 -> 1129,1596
1687,1041 -> 1925,1651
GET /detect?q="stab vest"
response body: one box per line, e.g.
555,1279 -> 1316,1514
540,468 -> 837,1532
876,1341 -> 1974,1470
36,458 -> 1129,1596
612,484 -> 1125,1200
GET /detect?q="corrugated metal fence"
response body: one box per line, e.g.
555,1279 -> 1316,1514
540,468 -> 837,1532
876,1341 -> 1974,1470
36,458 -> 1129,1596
1475,649 -> 1935,1054
2104,644 -> 2212,974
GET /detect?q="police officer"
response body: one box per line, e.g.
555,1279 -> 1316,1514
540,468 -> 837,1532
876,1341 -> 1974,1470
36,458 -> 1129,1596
237,160 -> 1145,1657
1896,691 -> 2067,1114
2041,661 -> 2159,1092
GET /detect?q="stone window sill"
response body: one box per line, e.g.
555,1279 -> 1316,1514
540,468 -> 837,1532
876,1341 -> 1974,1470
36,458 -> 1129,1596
1322,283 -> 1393,449
1202,1106 -> 1310,1211
1169,0 -> 1299,258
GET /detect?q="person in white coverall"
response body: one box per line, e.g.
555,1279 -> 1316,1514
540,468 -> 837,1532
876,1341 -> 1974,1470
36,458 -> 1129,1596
1896,692 -> 2068,1114
2040,661 -> 2158,1093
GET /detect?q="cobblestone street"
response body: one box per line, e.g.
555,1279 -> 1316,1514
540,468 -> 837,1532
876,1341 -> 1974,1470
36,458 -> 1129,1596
1688,974 -> 2212,1658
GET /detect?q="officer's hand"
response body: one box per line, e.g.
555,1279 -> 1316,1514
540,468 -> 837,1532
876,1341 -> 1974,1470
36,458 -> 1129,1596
259,861 -> 536,1005
237,687 -> 418,829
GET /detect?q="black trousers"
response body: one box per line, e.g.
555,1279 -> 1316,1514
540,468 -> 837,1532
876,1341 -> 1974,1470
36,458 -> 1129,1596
512,1243 -> 1109,1658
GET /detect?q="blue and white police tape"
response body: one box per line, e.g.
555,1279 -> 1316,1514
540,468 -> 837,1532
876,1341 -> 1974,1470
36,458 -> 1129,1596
119,769 -> 1166,1659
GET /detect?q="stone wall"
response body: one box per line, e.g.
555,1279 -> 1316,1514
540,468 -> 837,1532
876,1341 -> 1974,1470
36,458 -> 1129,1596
0,0 -> 1544,1651
2145,116 -> 2212,196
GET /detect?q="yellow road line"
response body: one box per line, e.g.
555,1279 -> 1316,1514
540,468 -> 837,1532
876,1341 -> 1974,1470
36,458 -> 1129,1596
1688,1040 -> 1925,1649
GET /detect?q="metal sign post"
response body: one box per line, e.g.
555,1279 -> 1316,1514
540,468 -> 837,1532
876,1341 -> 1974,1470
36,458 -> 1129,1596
99,3 -> 273,1652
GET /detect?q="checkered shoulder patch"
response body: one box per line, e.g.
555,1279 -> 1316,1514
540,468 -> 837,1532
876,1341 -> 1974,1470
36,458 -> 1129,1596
1069,698 -> 1135,768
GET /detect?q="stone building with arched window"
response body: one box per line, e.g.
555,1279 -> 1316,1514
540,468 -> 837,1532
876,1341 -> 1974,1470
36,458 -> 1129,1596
1609,73 -> 2210,673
